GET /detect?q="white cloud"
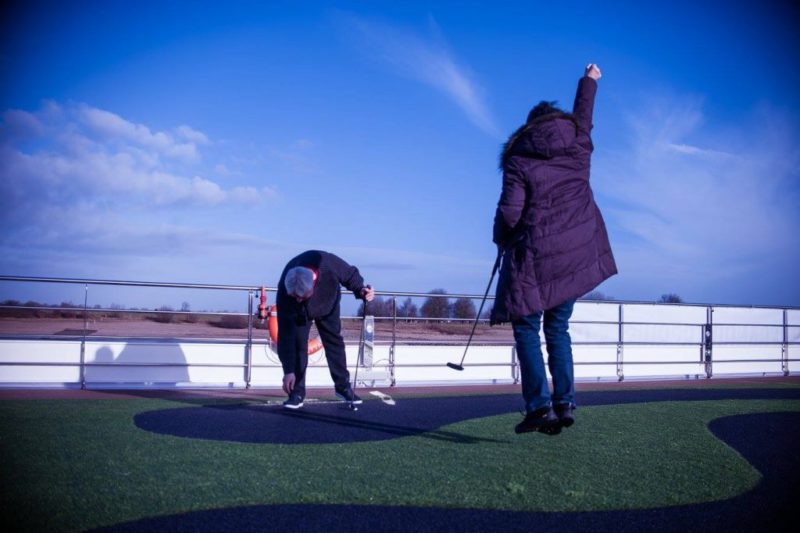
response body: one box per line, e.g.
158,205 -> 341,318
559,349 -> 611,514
595,96 -> 800,304
665,143 -> 734,158
175,124 -> 210,145
1,109 -> 45,139
0,101 -> 282,280
0,102 -> 276,209
229,185 -> 278,204
266,138 -> 317,175
78,104 -> 199,160
213,163 -> 231,176
341,14 -> 499,137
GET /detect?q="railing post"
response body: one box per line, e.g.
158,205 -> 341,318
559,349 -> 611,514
390,296 -> 396,387
704,306 -> 713,379
245,290 -> 254,388
79,284 -> 88,389
616,303 -> 624,381
782,308 -> 789,376
511,345 -> 519,384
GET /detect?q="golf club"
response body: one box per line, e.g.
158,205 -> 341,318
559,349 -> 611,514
348,286 -> 371,411
447,249 -> 504,371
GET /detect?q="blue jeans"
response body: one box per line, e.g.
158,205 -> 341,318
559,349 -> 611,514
512,299 -> 576,413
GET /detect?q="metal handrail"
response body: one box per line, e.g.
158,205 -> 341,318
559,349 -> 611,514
1,274 -> 797,388
3,274 -> 799,310
0,275 -> 261,292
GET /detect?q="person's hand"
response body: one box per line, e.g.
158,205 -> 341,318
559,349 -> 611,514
361,285 -> 375,302
585,63 -> 602,80
282,373 -> 296,395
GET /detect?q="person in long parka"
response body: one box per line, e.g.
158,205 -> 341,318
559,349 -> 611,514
491,64 -> 617,434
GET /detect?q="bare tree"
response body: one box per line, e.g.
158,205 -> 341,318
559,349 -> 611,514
451,297 -> 477,319
582,290 -> 613,301
420,289 -> 450,319
153,305 -> 176,323
659,293 -> 683,303
357,296 -> 393,317
396,297 -> 418,318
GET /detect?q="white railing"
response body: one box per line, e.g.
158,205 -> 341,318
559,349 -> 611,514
0,275 -> 797,388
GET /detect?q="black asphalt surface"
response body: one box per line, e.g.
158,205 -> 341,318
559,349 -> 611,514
103,388 -> 800,532
134,388 -> 800,445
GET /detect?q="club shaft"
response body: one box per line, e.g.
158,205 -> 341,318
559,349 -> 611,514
456,251 -> 502,366
353,298 -> 367,390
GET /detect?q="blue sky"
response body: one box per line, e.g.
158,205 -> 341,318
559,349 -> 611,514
1,0 -> 798,311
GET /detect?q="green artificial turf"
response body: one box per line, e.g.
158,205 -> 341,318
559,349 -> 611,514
1,397 -> 798,531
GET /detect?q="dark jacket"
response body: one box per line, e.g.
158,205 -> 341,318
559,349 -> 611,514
276,250 -> 366,373
490,76 -> 617,324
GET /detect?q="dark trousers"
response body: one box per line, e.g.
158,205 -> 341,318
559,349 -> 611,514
291,303 -> 350,398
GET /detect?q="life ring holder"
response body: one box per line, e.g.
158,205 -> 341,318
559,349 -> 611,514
268,304 -> 324,356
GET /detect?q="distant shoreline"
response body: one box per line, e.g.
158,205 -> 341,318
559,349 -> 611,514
0,316 -> 514,344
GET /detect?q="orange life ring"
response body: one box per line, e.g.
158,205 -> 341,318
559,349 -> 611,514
268,304 -> 324,355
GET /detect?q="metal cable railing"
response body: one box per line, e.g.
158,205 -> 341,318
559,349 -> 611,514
0,275 -> 797,388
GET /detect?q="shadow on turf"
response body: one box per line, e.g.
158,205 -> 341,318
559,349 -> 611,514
93,411 -> 799,532
134,396 -> 514,445
278,408 -> 507,444
133,387 -> 800,445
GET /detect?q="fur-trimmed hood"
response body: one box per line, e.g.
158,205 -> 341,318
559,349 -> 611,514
499,112 -> 579,168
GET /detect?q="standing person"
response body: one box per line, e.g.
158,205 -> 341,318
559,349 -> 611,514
491,64 -> 617,434
276,250 -> 375,409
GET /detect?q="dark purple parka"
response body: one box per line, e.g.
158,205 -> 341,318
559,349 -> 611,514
490,76 -> 617,325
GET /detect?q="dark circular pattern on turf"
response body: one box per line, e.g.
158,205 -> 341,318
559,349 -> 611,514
96,410 -> 800,532
133,387 -> 800,444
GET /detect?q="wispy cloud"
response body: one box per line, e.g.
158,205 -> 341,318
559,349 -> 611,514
175,125 -> 210,145
339,14 -> 499,137
595,95 -> 800,304
266,138 -> 318,175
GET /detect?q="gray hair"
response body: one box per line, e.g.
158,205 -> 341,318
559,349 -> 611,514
284,267 -> 315,298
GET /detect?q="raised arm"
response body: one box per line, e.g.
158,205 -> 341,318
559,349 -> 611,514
572,63 -> 600,134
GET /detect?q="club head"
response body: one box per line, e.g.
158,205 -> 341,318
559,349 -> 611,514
446,362 -> 464,371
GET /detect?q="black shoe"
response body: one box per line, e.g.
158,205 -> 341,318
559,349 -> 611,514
515,407 -> 561,435
554,404 -> 575,428
283,394 -> 304,410
335,387 -> 363,405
